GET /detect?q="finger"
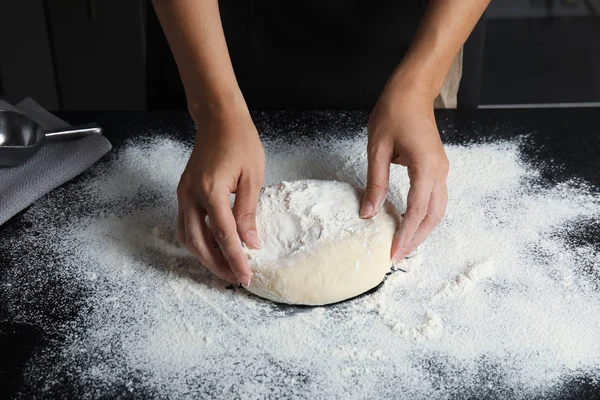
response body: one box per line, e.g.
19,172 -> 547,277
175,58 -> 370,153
205,193 -> 253,286
200,213 -> 219,248
233,175 -> 262,249
391,171 -> 435,262
361,143 -> 392,219
177,198 -> 186,245
183,204 -> 238,284
404,178 -> 447,256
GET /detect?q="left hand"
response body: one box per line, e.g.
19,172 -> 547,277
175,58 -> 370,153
360,78 -> 449,264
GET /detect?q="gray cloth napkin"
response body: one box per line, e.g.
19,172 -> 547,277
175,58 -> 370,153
0,98 -> 112,226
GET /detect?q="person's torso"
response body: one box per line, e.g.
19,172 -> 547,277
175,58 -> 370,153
220,0 -> 424,109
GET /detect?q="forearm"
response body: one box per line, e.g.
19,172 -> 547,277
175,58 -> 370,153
390,0 -> 490,102
151,0 -> 245,119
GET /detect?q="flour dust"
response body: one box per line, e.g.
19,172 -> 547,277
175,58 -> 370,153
2,129 -> 600,399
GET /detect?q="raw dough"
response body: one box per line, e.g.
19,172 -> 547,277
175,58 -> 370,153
243,180 -> 403,305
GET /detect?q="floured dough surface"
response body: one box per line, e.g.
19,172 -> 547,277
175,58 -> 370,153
243,180 -> 404,305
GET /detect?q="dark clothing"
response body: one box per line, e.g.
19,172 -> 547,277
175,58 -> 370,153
146,1 -> 485,110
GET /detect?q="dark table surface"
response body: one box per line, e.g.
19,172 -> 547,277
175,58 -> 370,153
1,109 -> 599,399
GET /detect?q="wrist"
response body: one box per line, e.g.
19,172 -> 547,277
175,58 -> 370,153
187,86 -> 249,126
385,64 -> 441,107
376,70 -> 437,118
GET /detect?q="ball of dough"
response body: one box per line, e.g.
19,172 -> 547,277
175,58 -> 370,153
243,180 -> 402,305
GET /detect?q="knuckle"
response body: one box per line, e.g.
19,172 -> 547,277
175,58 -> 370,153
415,152 -> 448,171
366,181 -> 388,195
205,184 -> 231,205
177,179 -> 190,197
427,212 -> 444,227
178,172 -> 212,197
441,156 -> 450,169
246,172 -> 264,188
438,158 -> 450,175
234,210 -> 256,225
412,205 -> 429,220
188,239 -> 206,257
213,228 -> 232,243
200,179 -> 217,197
367,143 -> 386,159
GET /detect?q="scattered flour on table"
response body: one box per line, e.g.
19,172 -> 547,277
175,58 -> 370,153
2,130 -> 600,398
431,259 -> 496,302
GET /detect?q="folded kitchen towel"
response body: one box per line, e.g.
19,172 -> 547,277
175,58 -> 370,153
0,98 -> 112,226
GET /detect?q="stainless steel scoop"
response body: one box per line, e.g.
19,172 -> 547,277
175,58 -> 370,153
0,110 -> 103,167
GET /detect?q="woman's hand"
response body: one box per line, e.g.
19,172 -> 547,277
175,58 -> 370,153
361,79 -> 449,264
153,0 -> 265,286
177,104 -> 265,286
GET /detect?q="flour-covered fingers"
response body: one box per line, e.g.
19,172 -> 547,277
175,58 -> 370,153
233,175 -> 262,249
183,204 -> 237,284
361,142 -> 392,219
205,194 -> 253,287
391,173 -> 434,263
404,178 -> 447,256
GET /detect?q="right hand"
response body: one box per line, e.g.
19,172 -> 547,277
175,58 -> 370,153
177,105 -> 265,287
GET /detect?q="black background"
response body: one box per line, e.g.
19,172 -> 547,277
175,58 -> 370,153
1,1 -> 600,110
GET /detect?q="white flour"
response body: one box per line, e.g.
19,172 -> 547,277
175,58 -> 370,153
3,127 -> 600,398
248,180 -> 383,263
431,259 -> 495,301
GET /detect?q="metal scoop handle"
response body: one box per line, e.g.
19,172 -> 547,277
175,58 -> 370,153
44,123 -> 103,142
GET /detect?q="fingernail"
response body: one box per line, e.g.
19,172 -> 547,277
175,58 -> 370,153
393,249 -> 405,264
240,273 -> 252,288
246,230 -> 261,249
360,200 -> 373,219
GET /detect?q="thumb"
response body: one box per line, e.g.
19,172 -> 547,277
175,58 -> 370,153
233,177 -> 262,249
361,145 -> 391,219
